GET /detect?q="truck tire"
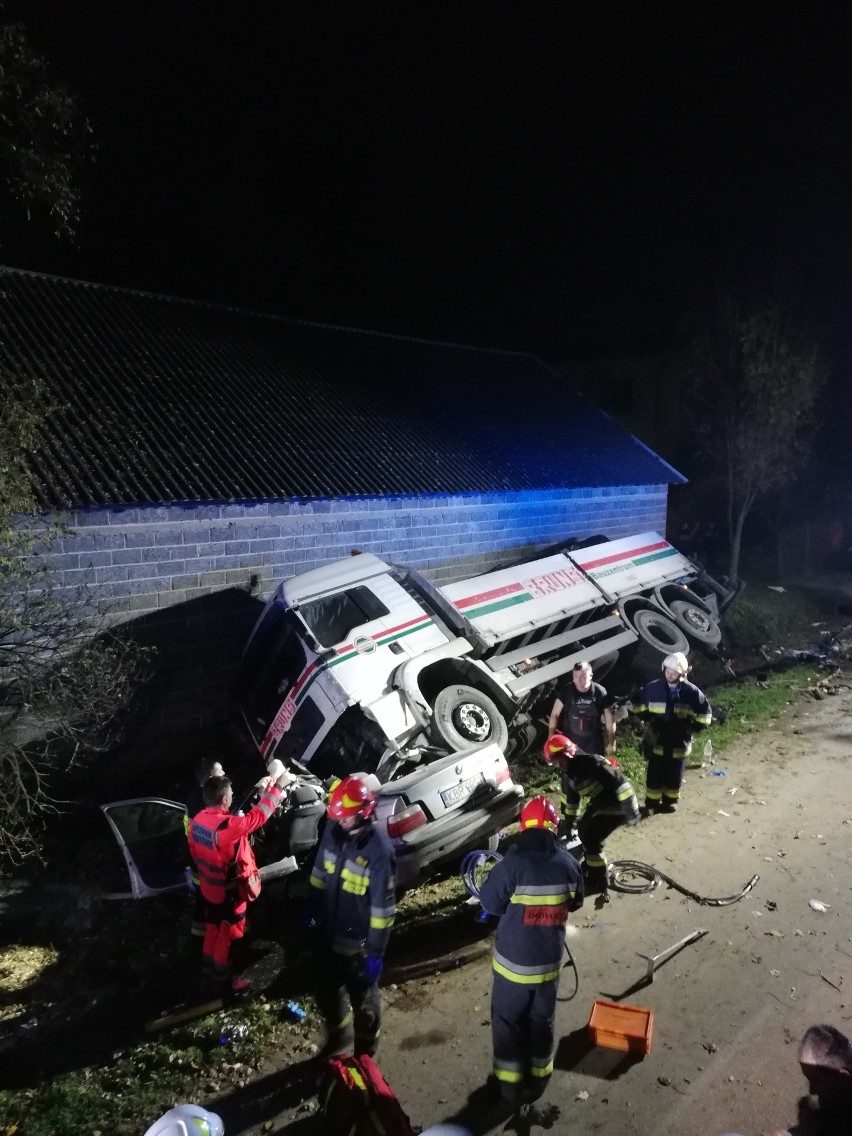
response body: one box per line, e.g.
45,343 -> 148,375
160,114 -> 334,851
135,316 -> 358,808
625,604 -> 690,656
431,684 -> 510,752
666,594 -> 722,650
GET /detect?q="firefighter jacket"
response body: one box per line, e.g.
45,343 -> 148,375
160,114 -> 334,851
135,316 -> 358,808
633,678 -> 712,759
188,782 -> 282,904
309,819 -> 397,959
478,829 -> 584,985
559,751 -> 638,822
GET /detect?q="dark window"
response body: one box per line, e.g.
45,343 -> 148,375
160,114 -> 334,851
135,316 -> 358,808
299,586 -> 389,647
273,696 -> 325,765
239,613 -> 308,745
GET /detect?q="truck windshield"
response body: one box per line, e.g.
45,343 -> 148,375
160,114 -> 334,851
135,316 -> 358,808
238,606 -> 308,747
298,586 -> 389,648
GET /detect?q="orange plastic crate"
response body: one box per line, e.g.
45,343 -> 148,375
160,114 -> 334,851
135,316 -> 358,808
588,999 -> 654,1054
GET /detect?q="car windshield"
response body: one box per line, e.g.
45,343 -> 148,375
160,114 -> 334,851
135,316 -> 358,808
238,607 -> 308,746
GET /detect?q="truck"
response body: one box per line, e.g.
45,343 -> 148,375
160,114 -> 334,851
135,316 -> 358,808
235,530 -> 736,886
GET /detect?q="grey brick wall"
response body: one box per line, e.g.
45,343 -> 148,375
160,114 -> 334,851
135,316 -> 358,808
34,484 -> 668,741
42,484 -> 668,610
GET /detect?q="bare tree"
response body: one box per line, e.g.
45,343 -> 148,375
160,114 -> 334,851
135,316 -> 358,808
0,392 -> 152,867
0,15 -> 93,238
0,27 -> 146,866
691,296 -> 828,583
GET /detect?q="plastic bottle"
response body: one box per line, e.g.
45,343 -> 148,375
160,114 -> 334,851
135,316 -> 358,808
703,739 -> 714,764
285,1000 -> 307,1022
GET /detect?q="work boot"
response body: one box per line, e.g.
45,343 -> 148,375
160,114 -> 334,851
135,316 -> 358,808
519,1101 -> 561,1129
641,800 -> 659,818
584,866 -> 608,895
660,799 -> 679,814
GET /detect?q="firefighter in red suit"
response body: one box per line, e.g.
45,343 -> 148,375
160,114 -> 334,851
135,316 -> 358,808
188,758 -> 294,994
478,796 -> 584,1115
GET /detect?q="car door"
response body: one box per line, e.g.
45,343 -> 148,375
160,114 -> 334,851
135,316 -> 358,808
100,798 -> 188,899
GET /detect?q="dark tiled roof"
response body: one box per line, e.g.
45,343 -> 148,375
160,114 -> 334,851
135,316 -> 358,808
0,268 -> 685,508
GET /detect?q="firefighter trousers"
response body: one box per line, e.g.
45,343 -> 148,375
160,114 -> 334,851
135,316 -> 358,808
315,949 -> 381,1057
645,752 -> 685,804
577,809 -> 626,872
491,972 -> 558,1106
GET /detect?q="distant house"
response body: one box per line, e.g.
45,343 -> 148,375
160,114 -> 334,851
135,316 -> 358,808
0,267 -> 686,737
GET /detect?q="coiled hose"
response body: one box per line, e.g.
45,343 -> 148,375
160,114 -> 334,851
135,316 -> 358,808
608,860 -> 760,906
460,850 -> 580,1002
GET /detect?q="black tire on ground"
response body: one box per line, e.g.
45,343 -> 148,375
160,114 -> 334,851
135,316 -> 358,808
431,684 -> 510,752
626,604 -> 691,656
666,595 -> 722,650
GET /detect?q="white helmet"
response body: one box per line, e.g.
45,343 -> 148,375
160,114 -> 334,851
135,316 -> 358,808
143,1104 -> 224,1136
662,652 -> 689,678
419,1128 -> 474,1136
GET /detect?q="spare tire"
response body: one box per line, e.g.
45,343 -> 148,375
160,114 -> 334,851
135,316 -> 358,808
431,684 -> 510,752
625,604 -> 691,656
666,594 -> 722,650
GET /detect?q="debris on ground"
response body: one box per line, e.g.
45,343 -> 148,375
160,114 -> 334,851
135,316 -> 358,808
808,900 -> 831,913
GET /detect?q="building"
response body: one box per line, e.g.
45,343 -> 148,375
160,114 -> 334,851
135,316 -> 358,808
0,267 -> 685,739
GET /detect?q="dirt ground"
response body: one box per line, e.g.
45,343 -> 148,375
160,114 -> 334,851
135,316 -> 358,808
232,665 -> 852,1136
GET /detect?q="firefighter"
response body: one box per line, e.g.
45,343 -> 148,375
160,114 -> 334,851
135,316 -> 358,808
187,758 -> 293,995
306,775 -> 396,1058
478,796 -> 584,1114
542,734 -> 640,891
632,651 -> 712,814
184,758 -> 225,937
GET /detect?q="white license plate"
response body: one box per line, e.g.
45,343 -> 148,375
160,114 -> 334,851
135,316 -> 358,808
441,772 -> 485,808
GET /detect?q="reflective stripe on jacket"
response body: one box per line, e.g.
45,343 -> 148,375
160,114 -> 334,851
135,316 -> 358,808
633,678 -> 712,758
558,751 -> 637,821
309,819 -> 397,958
188,783 -> 282,904
478,829 -> 584,984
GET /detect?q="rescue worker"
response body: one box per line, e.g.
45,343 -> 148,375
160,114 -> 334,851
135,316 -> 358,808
542,733 -> 640,891
632,651 -> 712,814
184,758 -> 225,937
187,758 -> 293,995
547,661 -> 616,838
478,796 -> 584,1114
306,775 -> 396,1058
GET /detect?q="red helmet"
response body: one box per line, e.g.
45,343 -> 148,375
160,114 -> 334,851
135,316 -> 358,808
543,734 -> 577,763
327,775 -> 376,821
519,795 -> 559,833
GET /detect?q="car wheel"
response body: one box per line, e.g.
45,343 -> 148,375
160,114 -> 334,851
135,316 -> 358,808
666,595 -> 722,650
626,604 -> 691,656
431,684 -> 510,751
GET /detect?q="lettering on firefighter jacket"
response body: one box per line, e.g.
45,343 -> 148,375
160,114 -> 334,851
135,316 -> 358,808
559,751 -> 638,821
188,783 -> 282,904
308,820 -> 397,958
633,677 -> 712,759
478,829 -> 584,984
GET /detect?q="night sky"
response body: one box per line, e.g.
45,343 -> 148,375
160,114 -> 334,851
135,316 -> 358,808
6,2 -> 852,366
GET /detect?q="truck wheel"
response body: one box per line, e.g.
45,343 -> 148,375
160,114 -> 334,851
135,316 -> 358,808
589,650 -> 620,681
666,595 -> 722,650
431,685 -> 510,752
625,604 -> 690,656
